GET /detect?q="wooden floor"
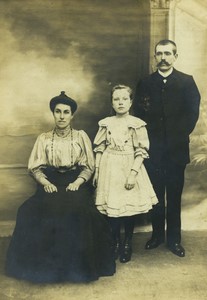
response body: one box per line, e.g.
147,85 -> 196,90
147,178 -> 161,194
0,231 -> 206,300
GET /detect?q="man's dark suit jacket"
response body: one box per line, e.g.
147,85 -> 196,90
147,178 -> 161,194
134,68 -> 201,166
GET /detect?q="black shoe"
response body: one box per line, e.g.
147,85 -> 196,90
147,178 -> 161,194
168,243 -> 185,257
145,237 -> 164,250
120,243 -> 132,263
113,240 -> 122,260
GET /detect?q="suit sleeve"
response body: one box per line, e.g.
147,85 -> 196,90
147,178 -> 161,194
133,79 -> 149,121
184,76 -> 200,134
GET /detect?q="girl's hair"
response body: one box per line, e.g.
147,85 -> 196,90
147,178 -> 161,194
110,84 -> 133,115
111,84 -> 133,101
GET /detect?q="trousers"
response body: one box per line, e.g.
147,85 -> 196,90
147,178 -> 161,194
145,158 -> 186,246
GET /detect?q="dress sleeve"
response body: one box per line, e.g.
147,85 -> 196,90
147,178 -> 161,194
132,124 -> 149,159
93,120 -> 108,153
28,133 -> 48,180
127,121 -> 149,173
77,130 -> 95,182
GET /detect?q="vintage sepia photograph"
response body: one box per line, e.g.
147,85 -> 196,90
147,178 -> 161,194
0,0 -> 207,299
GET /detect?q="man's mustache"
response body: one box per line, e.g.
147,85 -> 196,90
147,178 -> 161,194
157,61 -> 171,67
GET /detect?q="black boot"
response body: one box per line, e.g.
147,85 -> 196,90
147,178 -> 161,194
113,237 -> 122,260
119,216 -> 134,263
120,238 -> 132,263
108,217 -> 121,260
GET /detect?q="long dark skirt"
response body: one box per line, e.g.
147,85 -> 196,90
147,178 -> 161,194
5,168 -> 116,283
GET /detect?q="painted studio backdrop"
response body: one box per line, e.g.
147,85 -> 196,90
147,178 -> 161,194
0,0 -> 207,234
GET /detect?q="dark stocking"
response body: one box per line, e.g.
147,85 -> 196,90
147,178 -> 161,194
108,217 -> 121,260
120,216 -> 135,263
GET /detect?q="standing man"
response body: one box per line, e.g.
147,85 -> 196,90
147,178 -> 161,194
134,40 -> 200,257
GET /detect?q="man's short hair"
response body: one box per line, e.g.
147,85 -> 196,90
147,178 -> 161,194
155,39 -> 177,55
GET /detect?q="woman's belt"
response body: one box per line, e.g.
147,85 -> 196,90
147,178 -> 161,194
105,148 -> 134,155
57,166 -> 78,173
45,165 -> 78,173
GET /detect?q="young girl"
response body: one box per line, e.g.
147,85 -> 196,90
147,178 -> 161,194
93,85 -> 158,263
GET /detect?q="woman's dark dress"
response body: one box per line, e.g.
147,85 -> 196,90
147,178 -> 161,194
5,130 -> 115,283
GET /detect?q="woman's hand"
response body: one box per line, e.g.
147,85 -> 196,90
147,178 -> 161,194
66,177 -> 85,192
125,170 -> 137,190
44,184 -> 58,193
92,168 -> 99,187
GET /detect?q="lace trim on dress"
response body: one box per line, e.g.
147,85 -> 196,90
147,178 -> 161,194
98,115 -> 146,130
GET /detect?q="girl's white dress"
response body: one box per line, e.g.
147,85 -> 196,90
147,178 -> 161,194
94,115 -> 158,217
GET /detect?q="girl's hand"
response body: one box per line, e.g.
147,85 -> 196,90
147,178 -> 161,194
125,170 -> 137,190
66,177 -> 85,192
92,168 -> 99,187
44,184 -> 58,193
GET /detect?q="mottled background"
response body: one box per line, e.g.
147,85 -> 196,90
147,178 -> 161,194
0,0 -> 207,232
0,0 -> 150,139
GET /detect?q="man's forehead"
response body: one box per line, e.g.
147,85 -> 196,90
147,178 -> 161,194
156,44 -> 174,53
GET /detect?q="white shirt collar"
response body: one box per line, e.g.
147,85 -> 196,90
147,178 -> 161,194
158,68 -> 173,78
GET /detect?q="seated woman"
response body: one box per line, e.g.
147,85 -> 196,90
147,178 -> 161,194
5,91 -> 115,283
